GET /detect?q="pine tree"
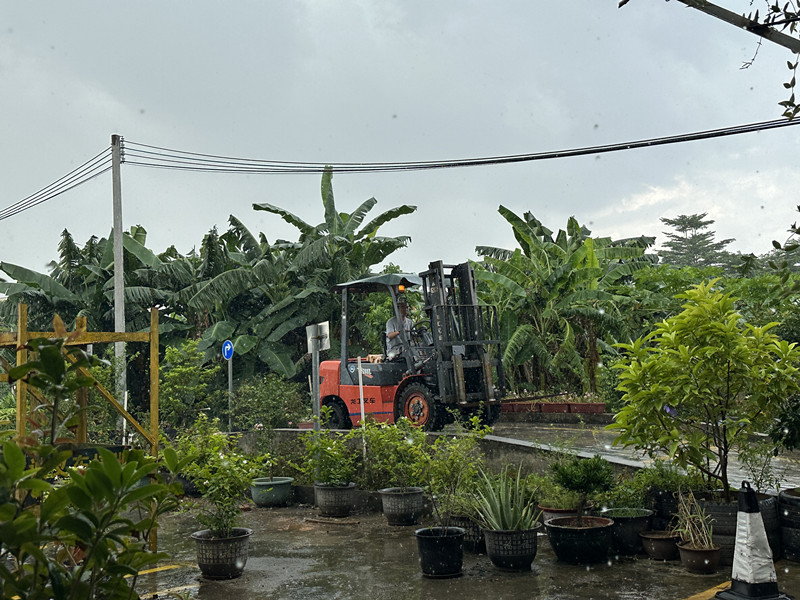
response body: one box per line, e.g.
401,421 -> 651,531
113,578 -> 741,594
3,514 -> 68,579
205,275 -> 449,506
658,213 -> 734,268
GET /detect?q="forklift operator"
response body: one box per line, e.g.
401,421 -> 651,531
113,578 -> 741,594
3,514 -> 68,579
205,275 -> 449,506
385,296 -> 413,361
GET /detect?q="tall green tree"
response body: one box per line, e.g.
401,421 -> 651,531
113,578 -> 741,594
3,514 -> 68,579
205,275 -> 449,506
658,213 -> 734,269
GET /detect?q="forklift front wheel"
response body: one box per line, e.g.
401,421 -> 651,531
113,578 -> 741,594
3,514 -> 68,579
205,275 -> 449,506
322,399 -> 352,430
397,383 -> 441,431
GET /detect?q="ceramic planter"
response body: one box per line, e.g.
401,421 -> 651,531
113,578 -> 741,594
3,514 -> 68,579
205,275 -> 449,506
545,516 -> 614,564
250,476 -> 294,507
415,526 -> 465,578
677,543 -> 721,574
191,527 -> 253,580
483,524 -> 542,571
601,508 -> 654,555
314,482 -> 356,517
639,530 -> 681,560
378,487 -> 424,525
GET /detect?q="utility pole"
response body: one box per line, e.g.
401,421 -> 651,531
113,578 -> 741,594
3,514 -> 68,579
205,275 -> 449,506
111,134 -> 127,440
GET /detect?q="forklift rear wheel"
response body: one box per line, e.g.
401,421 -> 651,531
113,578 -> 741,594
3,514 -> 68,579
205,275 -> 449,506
322,400 -> 352,430
398,383 -> 441,431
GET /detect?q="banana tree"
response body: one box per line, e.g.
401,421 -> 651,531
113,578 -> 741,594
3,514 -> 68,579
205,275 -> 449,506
474,207 -> 655,394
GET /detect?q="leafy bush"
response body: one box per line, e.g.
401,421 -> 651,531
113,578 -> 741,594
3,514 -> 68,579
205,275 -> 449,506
159,340 -> 226,433
172,414 -> 263,537
611,280 -> 800,500
230,372 -> 309,432
551,455 -> 614,525
0,322 -> 181,599
357,418 -> 427,490
299,429 -> 357,486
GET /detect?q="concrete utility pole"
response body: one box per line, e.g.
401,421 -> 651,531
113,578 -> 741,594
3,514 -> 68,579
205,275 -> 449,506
111,134 -> 127,437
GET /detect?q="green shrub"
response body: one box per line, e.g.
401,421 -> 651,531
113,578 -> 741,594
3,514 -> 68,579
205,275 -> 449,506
230,372 -> 309,432
357,418 -> 427,490
551,455 -> 614,525
160,340 -> 226,432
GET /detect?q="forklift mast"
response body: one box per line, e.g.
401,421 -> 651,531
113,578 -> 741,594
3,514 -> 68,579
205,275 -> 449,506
419,261 -> 505,406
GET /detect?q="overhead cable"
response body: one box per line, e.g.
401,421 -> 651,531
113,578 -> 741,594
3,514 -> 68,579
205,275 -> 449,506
1,117 -> 799,221
0,148 -> 112,221
123,118 -> 800,174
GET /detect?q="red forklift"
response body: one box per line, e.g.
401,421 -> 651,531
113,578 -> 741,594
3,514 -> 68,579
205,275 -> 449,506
318,261 -> 505,431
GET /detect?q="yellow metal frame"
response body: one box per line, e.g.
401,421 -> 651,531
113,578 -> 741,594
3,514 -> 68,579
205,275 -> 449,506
0,303 -> 160,456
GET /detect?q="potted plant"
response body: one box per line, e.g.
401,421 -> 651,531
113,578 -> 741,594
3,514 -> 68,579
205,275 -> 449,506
300,428 -> 358,517
672,489 -> 721,574
473,465 -> 542,572
424,420 -> 489,553
597,474 -> 653,556
413,420 -> 489,577
248,423 -> 295,507
179,415 -> 261,579
362,419 -> 426,525
531,472 -> 583,524
544,455 -> 615,564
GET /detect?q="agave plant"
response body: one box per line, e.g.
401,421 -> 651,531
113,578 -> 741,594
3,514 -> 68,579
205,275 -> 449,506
473,466 -> 539,531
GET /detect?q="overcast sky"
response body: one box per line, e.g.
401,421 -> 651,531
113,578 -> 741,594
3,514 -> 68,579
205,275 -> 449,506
2,1 -> 799,278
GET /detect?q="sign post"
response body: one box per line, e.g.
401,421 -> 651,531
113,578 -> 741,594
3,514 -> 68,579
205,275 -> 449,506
306,322 -> 330,433
222,340 -> 234,431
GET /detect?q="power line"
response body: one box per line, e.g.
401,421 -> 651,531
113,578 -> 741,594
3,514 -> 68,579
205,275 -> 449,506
0,148 -> 112,221
2,117 -> 799,220
123,118 -> 800,174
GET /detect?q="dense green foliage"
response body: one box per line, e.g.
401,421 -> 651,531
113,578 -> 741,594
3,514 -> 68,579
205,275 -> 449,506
551,455 -> 614,525
172,415 -> 263,537
473,466 -> 539,531
475,208 -> 656,395
0,329 -> 182,600
610,280 -> 800,499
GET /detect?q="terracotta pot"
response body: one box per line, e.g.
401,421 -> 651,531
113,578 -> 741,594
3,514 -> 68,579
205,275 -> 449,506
567,403 -> 605,414
539,402 -> 570,413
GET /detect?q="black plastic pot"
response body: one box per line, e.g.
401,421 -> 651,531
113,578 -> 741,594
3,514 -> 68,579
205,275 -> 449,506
483,524 -> 542,571
779,488 -> 800,561
314,482 -> 356,517
378,487 -> 424,525
191,527 -> 253,580
414,526 -> 465,578
545,516 -> 614,564
601,508 -> 654,555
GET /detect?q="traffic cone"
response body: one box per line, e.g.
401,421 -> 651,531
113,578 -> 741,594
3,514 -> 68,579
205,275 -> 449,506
715,481 -> 794,600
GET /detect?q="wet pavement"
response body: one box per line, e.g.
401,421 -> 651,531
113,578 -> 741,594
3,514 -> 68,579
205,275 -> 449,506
137,419 -> 800,599
491,420 -> 800,490
139,505 -> 800,600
